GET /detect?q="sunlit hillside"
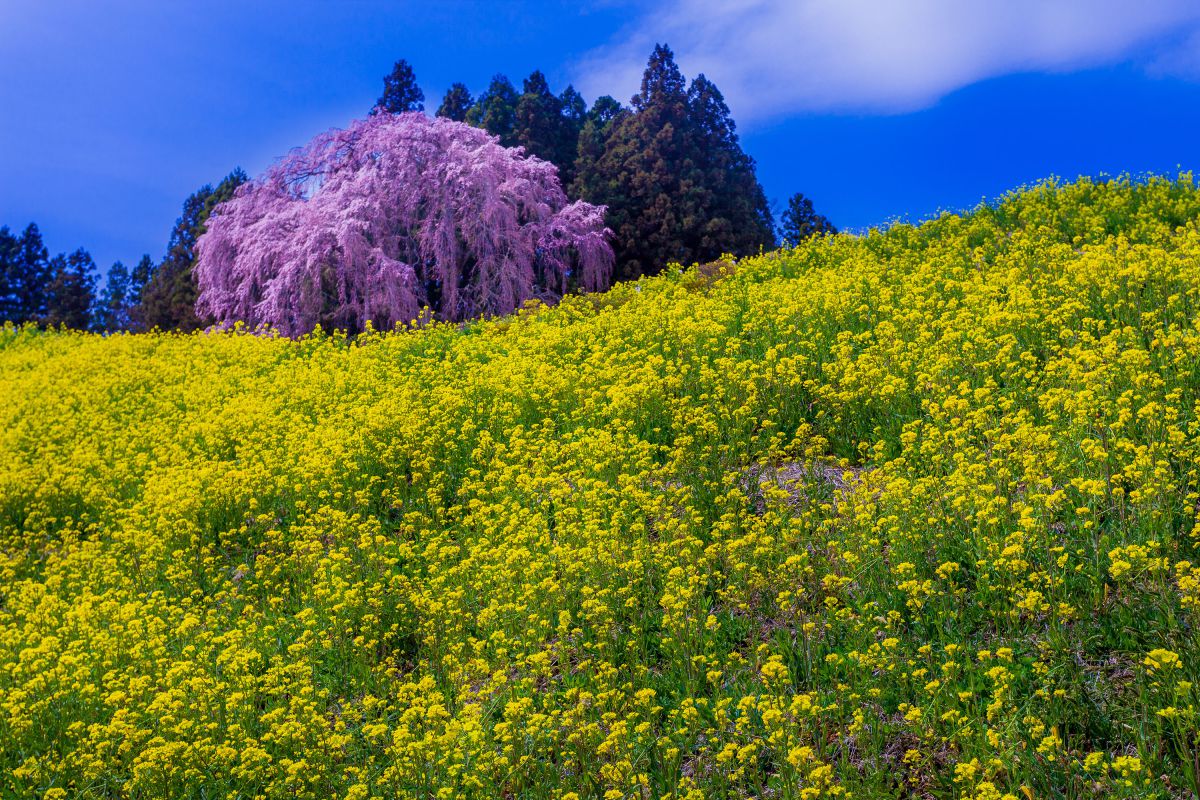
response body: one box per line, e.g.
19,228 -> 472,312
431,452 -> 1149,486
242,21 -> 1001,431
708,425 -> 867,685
3,175 -> 1200,799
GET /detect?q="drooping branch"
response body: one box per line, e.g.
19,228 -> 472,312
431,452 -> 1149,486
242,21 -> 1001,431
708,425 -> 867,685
195,113 -> 613,335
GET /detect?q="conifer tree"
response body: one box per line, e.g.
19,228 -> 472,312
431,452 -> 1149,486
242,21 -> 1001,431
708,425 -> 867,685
466,75 -> 519,147
571,96 -> 626,211
374,59 -> 424,114
573,45 -> 699,280
44,248 -> 96,329
0,224 -> 52,322
130,254 -> 153,306
136,169 -> 247,331
560,86 -> 587,129
436,82 -> 473,122
514,71 -> 563,160
97,260 -> 132,331
0,224 -> 53,323
0,226 -> 21,322
780,192 -> 837,243
513,71 -> 584,184
586,95 -> 624,130
557,85 -> 588,186
573,46 -> 775,279
685,74 -> 775,258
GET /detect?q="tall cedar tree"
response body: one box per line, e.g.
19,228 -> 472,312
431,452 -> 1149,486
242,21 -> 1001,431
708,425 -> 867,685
136,169 -> 247,331
44,248 -> 97,329
685,75 -> 775,259
512,72 -> 586,185
97,260 -> 132,332
573,48 -> 777,281
556,85 -> 588,186
572,96 -> 626,210
780,192 -> 837,243
0,223 -> 52,323
436,83 -> 473,122
130,254 -> 153,307
466,75 -> 519,147
374,59 -> 424,113
572,45 -> 774,280
571,45 -> 692,280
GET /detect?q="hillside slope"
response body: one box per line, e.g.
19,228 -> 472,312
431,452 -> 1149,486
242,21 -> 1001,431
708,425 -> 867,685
3,176 -> 1200,799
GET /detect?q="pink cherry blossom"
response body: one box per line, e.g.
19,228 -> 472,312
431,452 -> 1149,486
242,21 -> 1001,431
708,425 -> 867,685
195,112 -> 612,335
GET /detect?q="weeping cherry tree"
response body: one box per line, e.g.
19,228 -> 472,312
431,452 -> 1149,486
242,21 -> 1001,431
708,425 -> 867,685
195,113 -> 613,335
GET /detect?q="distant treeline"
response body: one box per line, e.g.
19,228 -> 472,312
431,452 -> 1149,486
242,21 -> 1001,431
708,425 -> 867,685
0,170 -> 245,332
1,44 -> 834,332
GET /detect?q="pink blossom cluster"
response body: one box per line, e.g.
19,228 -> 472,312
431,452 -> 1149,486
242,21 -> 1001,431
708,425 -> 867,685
195,113 -> 612,335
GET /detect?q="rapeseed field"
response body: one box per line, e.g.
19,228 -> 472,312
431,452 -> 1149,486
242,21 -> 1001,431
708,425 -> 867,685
2,175 -> 1199,798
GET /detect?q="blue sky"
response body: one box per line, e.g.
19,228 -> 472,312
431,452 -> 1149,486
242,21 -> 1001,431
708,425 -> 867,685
4,0 -> 1200,270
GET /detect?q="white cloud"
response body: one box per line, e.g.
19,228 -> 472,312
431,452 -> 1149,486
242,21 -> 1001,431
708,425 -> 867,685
575,0 -> 1200,121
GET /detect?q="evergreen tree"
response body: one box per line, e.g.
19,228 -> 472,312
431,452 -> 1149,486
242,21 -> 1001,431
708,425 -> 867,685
0,223 -> 53,323
573,45 -> 699,280
130,254 -> 153,306
466,75 -> 519,147
560,85 -> 587,129
0,226 -> 18,322
374,59 -> 424,114
136,169 -> 247,331
685,74 -> 775,258
513,71 -> 582,183
44,248 -> 96,329
16,224 -> 52,322
97,260 -> 132,331
586,95 -> 624,130
573,46 -> 774,279
557,85 -> 588,187
780,192 -> 837,243
571,96 -> 626,204
436,82 -> 473,122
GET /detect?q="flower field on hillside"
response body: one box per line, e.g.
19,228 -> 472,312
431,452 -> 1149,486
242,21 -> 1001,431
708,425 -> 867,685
2,176 -> 1200,798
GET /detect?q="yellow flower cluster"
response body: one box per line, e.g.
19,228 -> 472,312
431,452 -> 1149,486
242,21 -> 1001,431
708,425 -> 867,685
2,175 -> 1200,798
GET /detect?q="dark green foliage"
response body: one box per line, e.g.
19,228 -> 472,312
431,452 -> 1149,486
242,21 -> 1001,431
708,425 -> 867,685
374,59 -> 425,114
0,223 -> 51,323
585,95 -> 624,130
572,98 -> 626,210
572,44 -> 775,280
436,82 -> 473,122
136,169 -> 247,331
556,85 -> 588,187
96,260 -> 132,332
130,254 -> 153,307
780,192 -> 837,244
685,74 -> 776,259
512,71 -> 585,185
572,45 -> 693,281
44,249 -> 96,329
560,86 -> 587,129
0,226 -> 24,323
466,75 -> 519,147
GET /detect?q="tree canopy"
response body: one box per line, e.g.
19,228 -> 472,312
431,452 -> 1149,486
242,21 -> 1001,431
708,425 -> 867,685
0,223 -> 51,324
573,44 -> 775,280
780,192 -> 837,243
136,169 -> 247,331
466,75 -> 519,147
374,59 -> 425,114
43,249 -> 97,329
195,113 -> 612,335
436,82 -> 473,122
